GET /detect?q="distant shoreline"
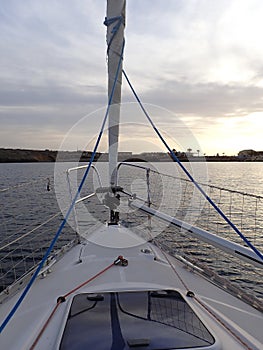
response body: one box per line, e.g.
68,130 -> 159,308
0,148 -> 262,163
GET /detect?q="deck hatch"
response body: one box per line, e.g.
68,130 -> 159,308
59,290 -> 215,349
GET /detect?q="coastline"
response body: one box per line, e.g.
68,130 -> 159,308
0,148 -> 262,163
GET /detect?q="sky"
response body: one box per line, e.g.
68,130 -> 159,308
1,0 -> 263,156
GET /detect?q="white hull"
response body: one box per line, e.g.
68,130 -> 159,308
1,224 -> 262,349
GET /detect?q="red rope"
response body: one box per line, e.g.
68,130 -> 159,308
29,259 -> 118,350
29,301 -> 61,350
194,296 -> 253,350
63,262 -> 115,298
152,240 -> 253,349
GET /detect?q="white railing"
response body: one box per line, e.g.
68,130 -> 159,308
116,162 -> 263,305
0,176 -> 77,295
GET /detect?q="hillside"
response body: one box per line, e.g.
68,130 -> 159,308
0,148 -> 100,163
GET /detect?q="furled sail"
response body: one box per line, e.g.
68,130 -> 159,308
105,0 -> 126,187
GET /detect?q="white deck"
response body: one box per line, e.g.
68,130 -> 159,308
0,224 -> 263,349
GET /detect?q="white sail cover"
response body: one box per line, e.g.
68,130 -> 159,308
106,0 -> 126,186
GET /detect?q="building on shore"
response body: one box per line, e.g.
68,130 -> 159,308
238,149 -> 263,161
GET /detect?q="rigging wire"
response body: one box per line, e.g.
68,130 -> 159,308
0,177 -> 48,193
122,68 -> 263,262
0,211 -> 62,251
0,38 -> 125,334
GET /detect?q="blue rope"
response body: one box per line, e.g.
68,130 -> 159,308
104,15 -> 124,54
0,39 -> 125,335
122,68 -> 263,262
104,15 -> 124,29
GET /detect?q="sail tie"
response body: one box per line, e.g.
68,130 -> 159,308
104,15 -> 124,30
104,15 -> 125,54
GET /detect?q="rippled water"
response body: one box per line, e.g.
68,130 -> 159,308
1,161 -> 263,299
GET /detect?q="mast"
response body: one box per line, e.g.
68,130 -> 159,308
105,0 -> 126,188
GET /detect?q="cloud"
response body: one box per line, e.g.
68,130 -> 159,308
139,80 -> 263,118
1,0 -> 263,153
0,82 -> 106,107
126,0 -> 263,86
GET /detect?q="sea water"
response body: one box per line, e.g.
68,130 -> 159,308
0,161 -> 263,298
